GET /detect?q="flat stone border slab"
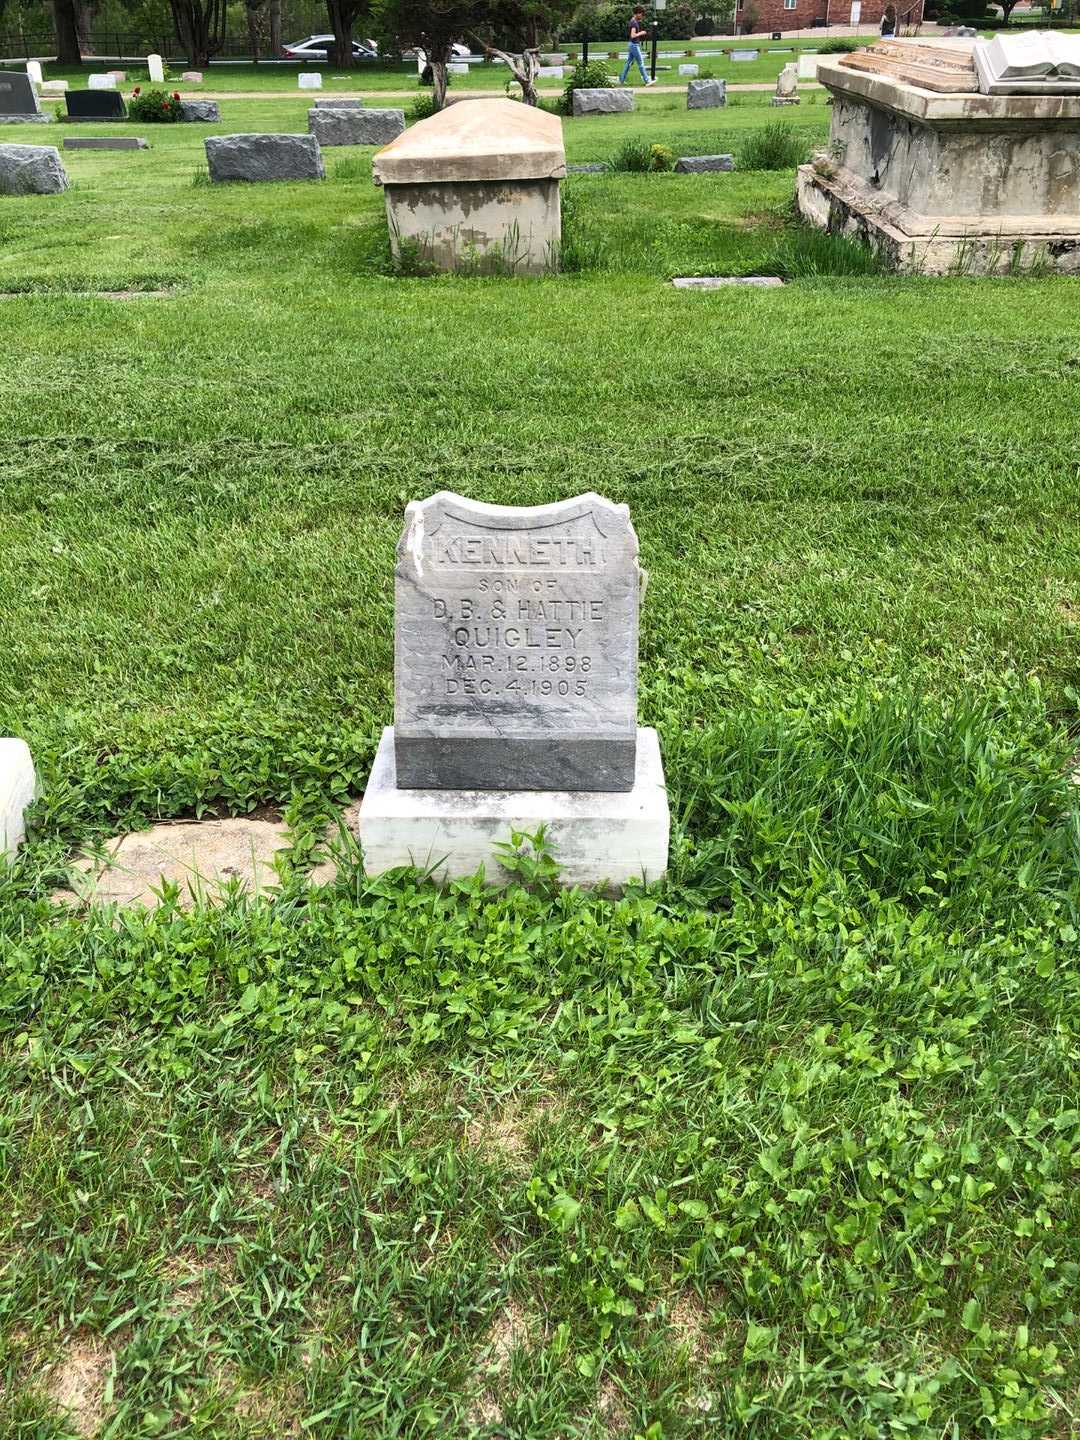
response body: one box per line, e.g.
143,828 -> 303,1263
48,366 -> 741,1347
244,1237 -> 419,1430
54,817 -> 292,909
675,154 -> 734,172
672,275 -> 784,287
64,136 -> 148,150
358,726 -> 669,892
0,739 -> 35,859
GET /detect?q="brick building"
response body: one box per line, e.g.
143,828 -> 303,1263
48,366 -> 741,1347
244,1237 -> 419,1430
735,0 -> 923,35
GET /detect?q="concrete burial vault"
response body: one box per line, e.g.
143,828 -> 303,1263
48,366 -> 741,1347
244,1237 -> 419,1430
372,98 -> 566,276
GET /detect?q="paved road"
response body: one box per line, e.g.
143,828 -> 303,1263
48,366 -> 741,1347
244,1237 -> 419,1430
188,81 -> 821,98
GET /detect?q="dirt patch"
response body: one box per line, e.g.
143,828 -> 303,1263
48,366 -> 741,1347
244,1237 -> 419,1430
1059,598 -> 1079,624
463,1092 -> 562,1166
465,1297 -> 532,1429
594,1375 -> 631,1435
53,816 -> 292,909
667,1288 -> 714,1365
43,1338 -> 112,1439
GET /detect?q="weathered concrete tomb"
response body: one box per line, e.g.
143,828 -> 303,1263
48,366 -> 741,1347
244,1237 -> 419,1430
797,36 -> 1080,274
373,98 -> 565,276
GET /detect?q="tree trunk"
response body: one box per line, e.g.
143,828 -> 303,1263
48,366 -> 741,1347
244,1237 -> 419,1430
486,44 -> 541,104
52,0 -> 83,63
246,2 -> 261,61
326,0 -> 354,65
431,58 -> 447,109
269,0 -> 282,55
75,0 -> 95,54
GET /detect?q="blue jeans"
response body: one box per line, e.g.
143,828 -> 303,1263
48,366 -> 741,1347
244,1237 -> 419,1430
621,41 -> 647,83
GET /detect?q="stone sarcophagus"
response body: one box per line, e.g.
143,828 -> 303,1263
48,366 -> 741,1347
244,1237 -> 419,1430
372,98 -> 565,276
797,38 -> 1080,274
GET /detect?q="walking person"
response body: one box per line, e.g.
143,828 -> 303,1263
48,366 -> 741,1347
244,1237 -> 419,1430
621,6 -> 656,87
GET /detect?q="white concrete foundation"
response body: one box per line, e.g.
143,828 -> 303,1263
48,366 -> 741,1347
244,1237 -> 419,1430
0,738 -> 36,859
358,726 -> 669,891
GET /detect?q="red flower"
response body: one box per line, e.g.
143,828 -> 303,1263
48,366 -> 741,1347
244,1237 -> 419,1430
173,91 -> 180,99
133,85 -> 141,95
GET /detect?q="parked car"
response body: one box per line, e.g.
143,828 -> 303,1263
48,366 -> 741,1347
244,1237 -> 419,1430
282,35 -> 379,61
402,43 -> 471,60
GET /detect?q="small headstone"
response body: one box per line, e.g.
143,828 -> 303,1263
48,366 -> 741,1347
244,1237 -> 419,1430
0,739 -> 35,859
308,106 -> 404,145
572,87 -> 634,115
541,52 -> 569,63
731,49 -> 759,61
393,491 -> 642,791
687,77 -> 726,108
108,70 -> 126,81
0,70 -> 50,123
64,135 -> 148,149
679,63 -> 699,75
88,73 -> 118,90
537,65 -> 564,78
798,53 -> 818,80
672,275 -> 783,286
357,492 -> 669,889
675,153 -> 735,172
448,62 -> 470,74
147,53 -> 165,84
181,70 -> 203,83
39,80 -> 68,96
205,132 -> 325,182
771,61 -> 800,105
0,143 -> 68,194
26,60 -> 43,86
179,99 -> 220,121
314,96 -> 362,107
65,89 -> 126,121
298,72 -> 322,89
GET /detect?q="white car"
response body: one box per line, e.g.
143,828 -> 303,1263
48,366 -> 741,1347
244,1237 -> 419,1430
282,35 -> 379,61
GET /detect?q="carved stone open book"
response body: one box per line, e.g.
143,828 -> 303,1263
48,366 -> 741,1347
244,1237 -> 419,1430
974,31 -> 1080,93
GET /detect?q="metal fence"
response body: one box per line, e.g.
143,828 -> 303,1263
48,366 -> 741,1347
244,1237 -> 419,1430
0,30 -> 270,63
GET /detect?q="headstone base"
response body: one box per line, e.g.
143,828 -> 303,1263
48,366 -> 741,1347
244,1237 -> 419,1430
1,739 -> 36,858
359,726 -> 669,891
0,114 -> 53,124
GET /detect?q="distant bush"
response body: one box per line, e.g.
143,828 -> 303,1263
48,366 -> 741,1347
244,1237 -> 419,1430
559,59 -> 613,115
409,93 -> 440,121
561,1 -> 696,42
736,121 -> 810,171
127,87 -> 184,122
816,37 -> 860,52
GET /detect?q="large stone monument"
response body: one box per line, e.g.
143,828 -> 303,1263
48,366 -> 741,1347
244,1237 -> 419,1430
358,493 -> 669,889
373,99 -> 565,276
798,37 -> 1080,274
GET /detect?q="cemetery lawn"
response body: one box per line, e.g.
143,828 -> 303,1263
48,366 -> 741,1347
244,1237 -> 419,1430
1,97 -> 1079,1440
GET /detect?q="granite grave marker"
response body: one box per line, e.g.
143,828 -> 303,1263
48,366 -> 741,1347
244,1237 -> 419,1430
0,71 -> 50,123
66,89 -> 126,120
393,492 -> 640,792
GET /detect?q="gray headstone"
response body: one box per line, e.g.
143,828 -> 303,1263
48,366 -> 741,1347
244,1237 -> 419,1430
0,70 -> 49,123
731,49 -> 759,61
671,275 -> 783,287
205,133 -> 325,183
180,99 -> 220,122
572,87 -> 634,116
686,78 -> 726,109
0,143 -> 68,193
675,153 -> 735,172
394,491 -> 643,792
314,97 -> 362,107
307,107 -> 404,146
64,135 -> 148,149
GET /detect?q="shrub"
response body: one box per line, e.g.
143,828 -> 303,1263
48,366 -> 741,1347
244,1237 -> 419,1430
609,139 -> 677,173
561,2 -> 696,42
816,37 -> 860,52
650,143 -> 676,172
736,121 -> 810,171
409,93 -> 440,121
127,87 -> 184,122
559,59 -> 613,115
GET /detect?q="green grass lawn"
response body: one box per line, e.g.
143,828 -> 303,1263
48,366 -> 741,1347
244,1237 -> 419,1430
40,40 -> 848,94
1,97 -> 1079,1440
